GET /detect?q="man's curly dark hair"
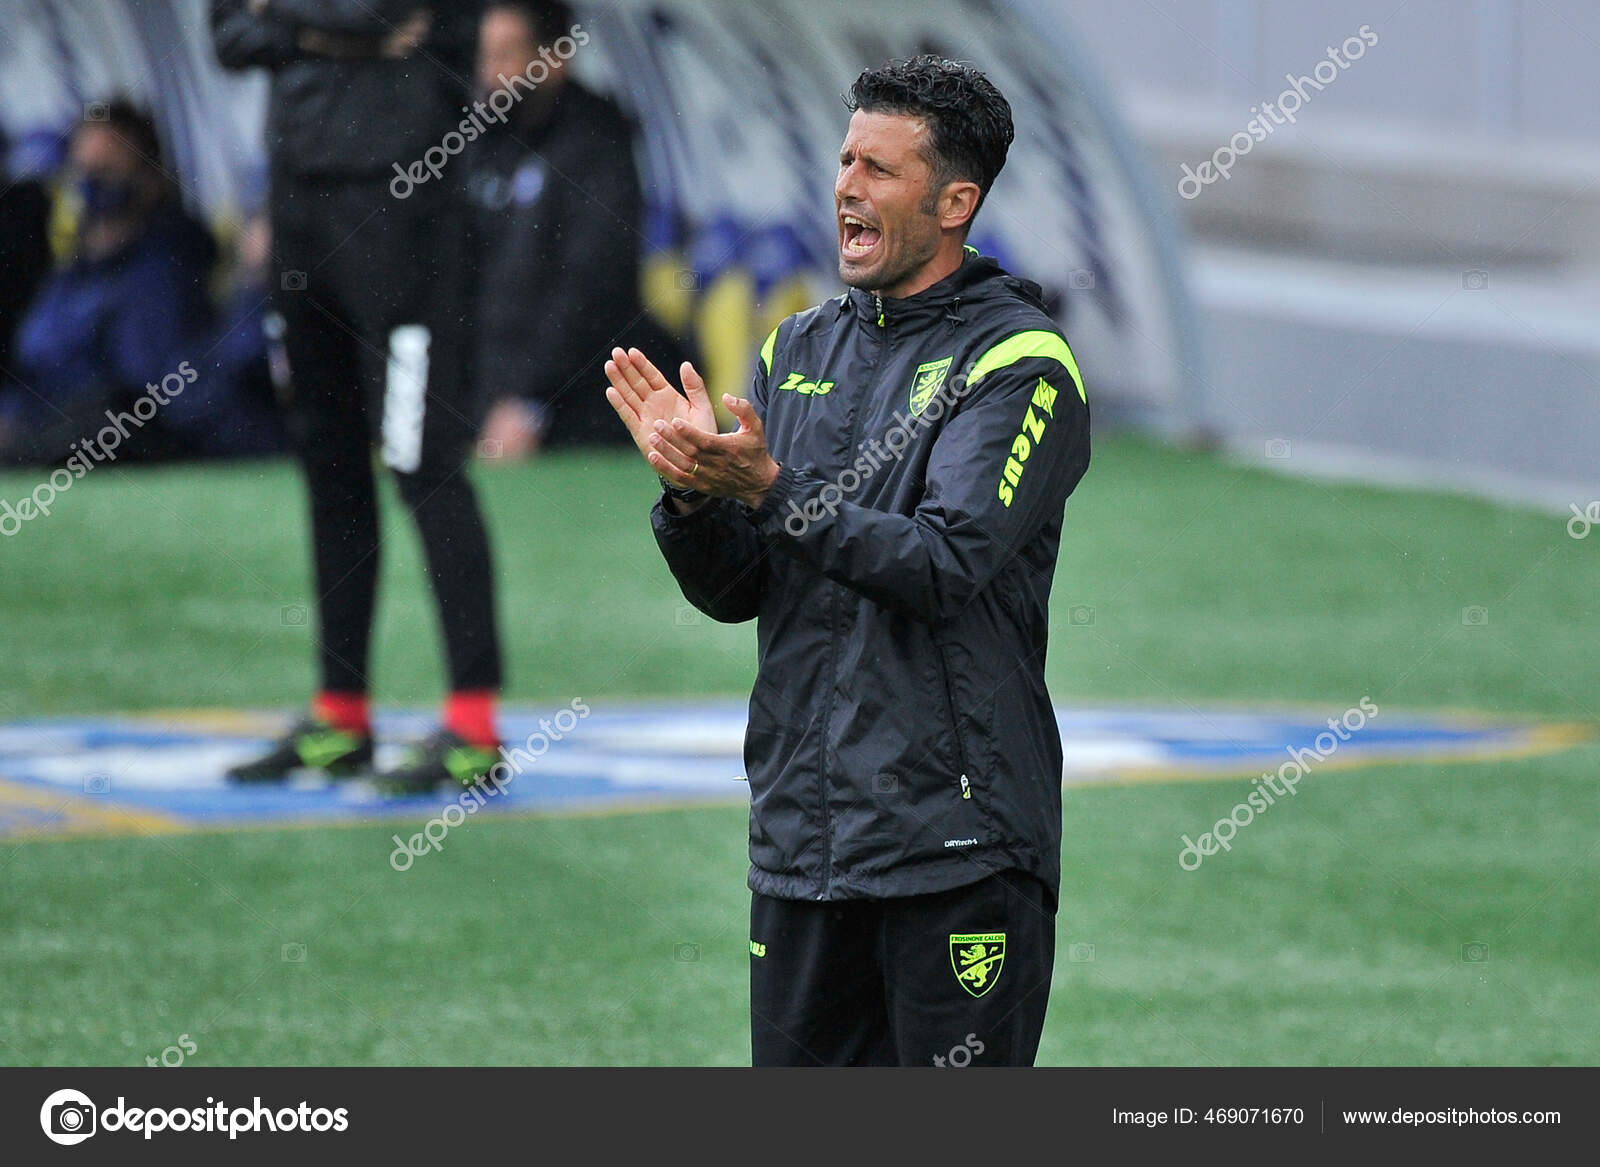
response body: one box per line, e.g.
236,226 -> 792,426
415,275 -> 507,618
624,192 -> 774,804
844,54 -> 1015,223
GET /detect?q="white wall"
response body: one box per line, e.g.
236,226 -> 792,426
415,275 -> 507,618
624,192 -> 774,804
1040,0 -> 1600,144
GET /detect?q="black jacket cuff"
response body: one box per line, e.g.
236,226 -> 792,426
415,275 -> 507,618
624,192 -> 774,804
652,491 -> 730,535
747,462 -> 803,530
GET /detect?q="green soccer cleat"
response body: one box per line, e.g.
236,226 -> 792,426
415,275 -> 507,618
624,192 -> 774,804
377,729 -> 502,797
226,717 -> 374,783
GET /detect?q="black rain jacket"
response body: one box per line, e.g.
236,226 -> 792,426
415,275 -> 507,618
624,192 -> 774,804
653,251 -> 1090,904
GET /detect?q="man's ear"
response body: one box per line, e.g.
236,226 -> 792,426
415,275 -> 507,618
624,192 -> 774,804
939,181 -> 982,234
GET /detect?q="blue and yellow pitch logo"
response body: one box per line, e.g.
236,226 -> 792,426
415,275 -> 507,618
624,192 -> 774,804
0,702 -> 1588,841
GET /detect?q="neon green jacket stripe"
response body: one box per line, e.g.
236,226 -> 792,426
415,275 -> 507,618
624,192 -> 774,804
967,329 -> 1085,402
759,325 -> 781,376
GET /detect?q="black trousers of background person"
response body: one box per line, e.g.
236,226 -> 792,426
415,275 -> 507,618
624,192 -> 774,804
268,169 -> 502,695
750,868 -> 1057,1066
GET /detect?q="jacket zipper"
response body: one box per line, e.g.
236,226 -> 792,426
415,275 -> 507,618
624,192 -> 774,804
816,294 -> 887,897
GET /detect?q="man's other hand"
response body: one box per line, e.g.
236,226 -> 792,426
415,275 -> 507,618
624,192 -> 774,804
649,394 -> 780,511
478,397 -> 545,463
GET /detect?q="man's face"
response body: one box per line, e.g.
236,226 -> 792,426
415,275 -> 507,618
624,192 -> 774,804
477,7 -> 562,96
70,125 -> 143,192
835,110 -> 945,295
69,124 -> 155,218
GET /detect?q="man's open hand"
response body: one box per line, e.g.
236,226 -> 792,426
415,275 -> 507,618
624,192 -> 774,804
604,347 -> 779,510
604,347 -> 716,460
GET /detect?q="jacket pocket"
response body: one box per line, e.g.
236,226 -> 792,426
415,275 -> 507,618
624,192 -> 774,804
743,673 -> 818,881
932,636 -> 993,833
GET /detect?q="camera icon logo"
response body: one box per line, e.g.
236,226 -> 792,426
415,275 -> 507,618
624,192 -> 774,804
83,101 -> 109,122
674,942 -> 701,963
281,270 -> 308,292
1067,268 -> 1095,290
1068,942 -> 1096,963
674,269 -> 702,291
281,604 -> 308,627
281,942 -> 307,963
1461,941 -> 1489,963
871,773 -> 899,794
1265,437 -> 1292,460
1068,605 -> 1095,626
83,774 -> 112,796
478,438 -> 504,460
40,1088 -> 97,1145
674,605 -> 701,627
1462,269 -> 1489,291
1461,605 -> 1489,627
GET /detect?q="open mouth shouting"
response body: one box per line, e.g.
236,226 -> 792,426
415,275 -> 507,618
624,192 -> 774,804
840,210 -> 882,261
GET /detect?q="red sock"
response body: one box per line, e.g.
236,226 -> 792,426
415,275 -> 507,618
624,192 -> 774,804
313,690 -> 371,736
444,690 -> 498,748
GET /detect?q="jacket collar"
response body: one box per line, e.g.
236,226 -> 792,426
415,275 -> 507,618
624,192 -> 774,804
842,248 -> 1041,326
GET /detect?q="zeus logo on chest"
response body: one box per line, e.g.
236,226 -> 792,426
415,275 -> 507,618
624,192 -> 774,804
776,371 -> 835,397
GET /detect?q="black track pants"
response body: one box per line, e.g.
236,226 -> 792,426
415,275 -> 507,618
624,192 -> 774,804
750,869 -> 1056,1066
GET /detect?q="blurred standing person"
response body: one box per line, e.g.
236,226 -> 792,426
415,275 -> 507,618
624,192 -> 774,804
213,1 -> 507,792
469,0 -> 682,457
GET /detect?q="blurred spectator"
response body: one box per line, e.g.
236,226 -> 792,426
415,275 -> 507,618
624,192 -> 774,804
0,124 -> 55,458
469,0 -> 691,457
2,101 -> 282,464
6,101 -> 212,463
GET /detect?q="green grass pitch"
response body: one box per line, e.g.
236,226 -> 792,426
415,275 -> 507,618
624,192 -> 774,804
1,437 -> 1596,1065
